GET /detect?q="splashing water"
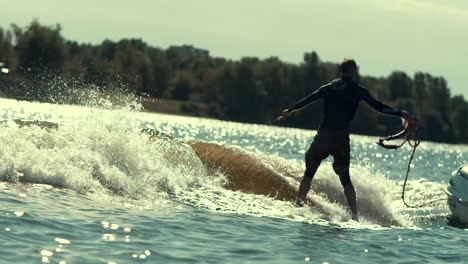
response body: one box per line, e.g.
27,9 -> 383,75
0,95 -> 454,227
0,93 -> 466,263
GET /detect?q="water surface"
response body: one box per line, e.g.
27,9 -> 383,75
0,98 -> 466,263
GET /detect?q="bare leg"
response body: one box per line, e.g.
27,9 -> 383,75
296,176 -> 312,206
343,184 -> 358,221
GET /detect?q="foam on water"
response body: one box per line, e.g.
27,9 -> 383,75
0,121 -> 208,201
0,97 -> 452,230
184,143 -> 447,228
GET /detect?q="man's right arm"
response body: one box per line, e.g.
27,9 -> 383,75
286,85 -> 326,113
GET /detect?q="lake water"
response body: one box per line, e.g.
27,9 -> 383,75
0,97 -> 466,263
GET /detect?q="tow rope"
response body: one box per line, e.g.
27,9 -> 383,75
378,118 -> 443,208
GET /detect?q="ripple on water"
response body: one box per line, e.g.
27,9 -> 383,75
0,100 -> 467,263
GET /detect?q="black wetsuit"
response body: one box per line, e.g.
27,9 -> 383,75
287,77 -> 402,186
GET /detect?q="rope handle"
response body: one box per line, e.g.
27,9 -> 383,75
376,117 -> 444,208
377,117 -> 422,149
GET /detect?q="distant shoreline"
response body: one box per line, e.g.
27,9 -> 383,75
0,94 -> 467,147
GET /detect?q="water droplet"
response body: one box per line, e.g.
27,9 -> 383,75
144,250 -> 151,256
364,249 -> 368,252
102,234 -> 116,241
101,221 -> 110,228
124,227 -> 132,232
305,257 -> 311,261
14,211 -> 24,217
55,238 -> 71,244
41,250 -> 54,257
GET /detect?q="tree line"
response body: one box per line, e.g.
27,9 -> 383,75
0,21 -> 466,143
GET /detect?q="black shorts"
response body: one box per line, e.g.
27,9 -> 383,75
304,127 -> 351,186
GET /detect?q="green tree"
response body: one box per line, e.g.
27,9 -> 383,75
388,71 -> 413,100
0,28 -> 16,69
167,71 -> 195,101
13,20 -> 66,74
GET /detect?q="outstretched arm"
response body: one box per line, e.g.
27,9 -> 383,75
286,86 -> 326,113
278,86 -> 325,121
360,88 -> 402,117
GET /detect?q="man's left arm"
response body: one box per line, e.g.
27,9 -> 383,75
359,87 -> 407,117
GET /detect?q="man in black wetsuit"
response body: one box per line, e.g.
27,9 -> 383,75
281,59 -> 414,221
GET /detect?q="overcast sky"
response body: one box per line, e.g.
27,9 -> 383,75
1,0 -> 467,97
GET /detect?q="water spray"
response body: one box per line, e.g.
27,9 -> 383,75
0,62 -> 9,74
